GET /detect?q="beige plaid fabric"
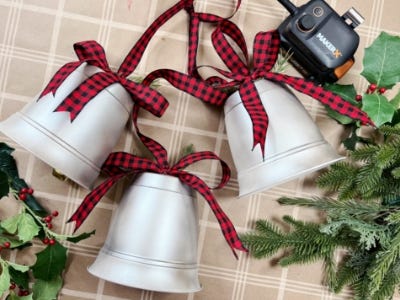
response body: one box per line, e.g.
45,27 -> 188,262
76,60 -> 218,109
0,0 -> 399,299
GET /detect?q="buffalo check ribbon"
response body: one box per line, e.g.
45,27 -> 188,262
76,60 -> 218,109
69,109 -> 247,258
205,21 -> 374,157
39,0 -> 200,121
141,1 -> 244,106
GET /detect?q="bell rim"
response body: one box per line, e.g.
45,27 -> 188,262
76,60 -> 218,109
88,248 -> 202,293
0,112 -> 100,189
237,140 -> 345,197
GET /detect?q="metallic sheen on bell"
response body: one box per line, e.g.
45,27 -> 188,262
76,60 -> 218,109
88,172 -> 202,293
0,63 -> 133,189
224,79 -> 344,197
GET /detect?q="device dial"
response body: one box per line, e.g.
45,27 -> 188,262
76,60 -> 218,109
297,14 -> 316,32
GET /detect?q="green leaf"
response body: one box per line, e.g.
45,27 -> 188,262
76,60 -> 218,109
65,230 -> 95,243
0,261 -> 11,296
0,143 -> 14,155
1,214 -> 21,234
8,262 -> 29,273
32,276 -> 63,300
7,291 -> 33,300
0,151 -> 19,180
9,264 -> 29,290
361,32 -> 400,88
31,242 -> 67,281
0,171 -> 9,199
391,91 -> 400,109
362,93 -> 395,127
17,213 -> 40,243
323,84 -> 359,124
1,213 -> 40,243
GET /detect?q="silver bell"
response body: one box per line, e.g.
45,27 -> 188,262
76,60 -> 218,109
0,63 -> 133,189
224,79 -> 344,197
88,172 -> 201,293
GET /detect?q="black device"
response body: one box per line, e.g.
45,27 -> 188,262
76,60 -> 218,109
277,0 -> 364,83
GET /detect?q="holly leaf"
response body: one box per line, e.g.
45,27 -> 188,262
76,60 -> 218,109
0,170 -> 9,199
361,32 -> 400,88
32,276 -> 63,300
361,93 -> 395,127
66,230 -> 95,243
7,291 -> 33,300
391,91 -> 400,109
0,261 -> 11,297
9,265 -> 29,291
1,214 -> 20,234
0,151 -> 19,180
323,84 -> 359,124
31,242 -> 67,281
17,213 -> 40,243
1,213 -> 40,243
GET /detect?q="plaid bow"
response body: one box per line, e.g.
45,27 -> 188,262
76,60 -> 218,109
206,21 -> 374,157
69,107 -> 247,257
39,0 -> 199,121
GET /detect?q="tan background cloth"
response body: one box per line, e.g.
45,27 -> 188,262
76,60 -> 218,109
0,0 -> 399,299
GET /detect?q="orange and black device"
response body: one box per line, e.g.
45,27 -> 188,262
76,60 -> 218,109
277,0 -> 364,83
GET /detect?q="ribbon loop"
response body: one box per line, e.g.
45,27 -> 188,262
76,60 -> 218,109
205,24 -> 374,156
73,40 -> 111,71
68,149 -> 247,257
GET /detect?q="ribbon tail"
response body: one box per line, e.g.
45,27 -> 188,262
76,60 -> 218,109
68,174 -> 125,232
239,80 -> 269,157
121,79 -> 169,117
264,73 -> 374,126
179,173 -> 248,257
39,61 -> 83,99
55,72 -> 118,121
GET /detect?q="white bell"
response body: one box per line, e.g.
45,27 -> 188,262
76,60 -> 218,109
88,172 -> 201,293
0,63 -> 133,189
224,79 -> 344,197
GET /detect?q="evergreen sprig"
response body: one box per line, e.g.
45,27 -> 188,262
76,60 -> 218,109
241,124 -> 400,299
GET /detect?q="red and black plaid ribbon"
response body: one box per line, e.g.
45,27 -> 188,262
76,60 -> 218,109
140,1 -> 244,106
203,21 -> 374,157
69,108 -> 247,258
39,0 -> 202,121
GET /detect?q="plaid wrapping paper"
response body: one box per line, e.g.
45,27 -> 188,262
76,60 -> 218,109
0,0 -> 399,299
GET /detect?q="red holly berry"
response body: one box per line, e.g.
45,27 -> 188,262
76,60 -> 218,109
46,223 -> 53,229
49,239 -> 56,245
369,83 -> 377,92
18,193 -> 27,201
20,188 -> 29,194
379,87 -> 387,94
43,216 -> 52,223
3,242 -> 11,248
43,237 -> 50,244
51,210 -> 59,217
355,94 -> 362,101
9,282 -> 16,290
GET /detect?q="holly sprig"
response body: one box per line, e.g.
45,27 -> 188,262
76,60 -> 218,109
0,143 -> 95,299
324,32 -> 400,150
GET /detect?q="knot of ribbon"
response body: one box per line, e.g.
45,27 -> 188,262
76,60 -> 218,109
39,41 -> 169,121
38,0 -> 203,121
68,106 -> 247,258
204,21 -> 374,157
68,146 -> 247,258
